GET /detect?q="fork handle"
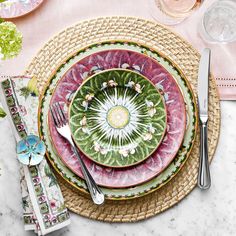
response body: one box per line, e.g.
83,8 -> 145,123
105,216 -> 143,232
71,142 -> 105,205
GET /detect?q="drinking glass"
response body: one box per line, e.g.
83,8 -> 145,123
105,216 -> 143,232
149,0 -> 202,25
200,0 -> 236,43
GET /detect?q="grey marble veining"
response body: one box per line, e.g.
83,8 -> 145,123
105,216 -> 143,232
1,102 -> 236,235
0,0 -> 234,234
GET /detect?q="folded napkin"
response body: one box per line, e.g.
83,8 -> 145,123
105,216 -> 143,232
173,0 -> 236,101
0,76 -> 70,235
215,78 -> 236,101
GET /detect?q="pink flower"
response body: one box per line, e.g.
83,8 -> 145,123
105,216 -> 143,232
50,201 -> 56,208
20,105 -> 27,116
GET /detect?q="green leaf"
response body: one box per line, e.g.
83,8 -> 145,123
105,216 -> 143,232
44,165 -> 51,176
0,107 -> 6,118
44,165 -> 58,187
20,87 -> 31,99
22,196 -> 29,211
49,178 -> 57,187
57,204 -> 66,212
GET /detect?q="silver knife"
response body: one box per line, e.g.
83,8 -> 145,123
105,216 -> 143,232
197,48 -> 211,190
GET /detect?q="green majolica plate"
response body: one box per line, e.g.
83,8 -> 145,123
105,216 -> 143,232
69,69 -> 167,168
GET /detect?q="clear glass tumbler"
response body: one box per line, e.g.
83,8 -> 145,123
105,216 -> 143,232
200,0 -> 236,43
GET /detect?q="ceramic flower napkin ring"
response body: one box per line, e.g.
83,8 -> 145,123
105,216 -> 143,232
17,135 -> 46,166
0,77 -> 70,235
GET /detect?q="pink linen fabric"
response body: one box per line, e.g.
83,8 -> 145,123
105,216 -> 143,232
0,0 -> 235,99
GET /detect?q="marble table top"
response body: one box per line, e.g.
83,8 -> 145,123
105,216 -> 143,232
0,0 -> 236,235
0,102 -> 235,236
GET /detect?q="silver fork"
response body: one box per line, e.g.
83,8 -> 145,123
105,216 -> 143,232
50,102 -> 105,205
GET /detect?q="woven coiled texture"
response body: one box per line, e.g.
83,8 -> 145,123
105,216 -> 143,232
25,17 -> 220,222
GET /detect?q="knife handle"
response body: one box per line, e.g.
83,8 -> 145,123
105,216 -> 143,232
198,121 -> 211,189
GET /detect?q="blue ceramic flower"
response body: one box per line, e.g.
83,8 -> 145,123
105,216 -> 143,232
16,135 -> 45,166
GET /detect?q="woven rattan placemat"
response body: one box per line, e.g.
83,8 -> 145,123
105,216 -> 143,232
25,16 -> 220,222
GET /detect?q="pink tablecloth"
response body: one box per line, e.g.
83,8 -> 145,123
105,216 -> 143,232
0,0 -> 235,98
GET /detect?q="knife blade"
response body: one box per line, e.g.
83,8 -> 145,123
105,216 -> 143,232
198,48 -> 210,119
197,48 -> 211,190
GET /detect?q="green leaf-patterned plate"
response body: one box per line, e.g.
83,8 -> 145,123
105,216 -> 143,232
69,69 -> 167,168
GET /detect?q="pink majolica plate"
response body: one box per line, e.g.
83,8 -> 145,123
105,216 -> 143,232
48,49 -> 186,188
0,0 -> 44,19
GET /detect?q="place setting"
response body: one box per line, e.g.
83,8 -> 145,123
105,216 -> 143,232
1,0 -> 231,235
0,17 -> 220,217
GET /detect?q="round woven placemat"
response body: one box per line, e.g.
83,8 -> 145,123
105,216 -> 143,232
25,16 -> 220,222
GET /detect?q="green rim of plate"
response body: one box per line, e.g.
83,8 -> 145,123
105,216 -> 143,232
39,41 -> 197,200
69,69 -> 167,168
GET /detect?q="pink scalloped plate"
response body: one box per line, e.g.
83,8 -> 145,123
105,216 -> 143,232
0,0 -> 44,19
48,49 -> 186,188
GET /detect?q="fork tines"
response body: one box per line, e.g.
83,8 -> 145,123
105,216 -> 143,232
50,102 -> 67,127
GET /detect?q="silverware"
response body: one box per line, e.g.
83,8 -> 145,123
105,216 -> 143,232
50,102 -> 105,205
197,48 -> 211,190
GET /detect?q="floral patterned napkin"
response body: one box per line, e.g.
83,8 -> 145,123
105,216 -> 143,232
0,76 -> 70,235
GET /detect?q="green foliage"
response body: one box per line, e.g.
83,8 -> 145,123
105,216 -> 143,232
0,107 -> 6,118
20,87 -> 31,99
22,196 -> 29,211
44,165 -> 58,187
